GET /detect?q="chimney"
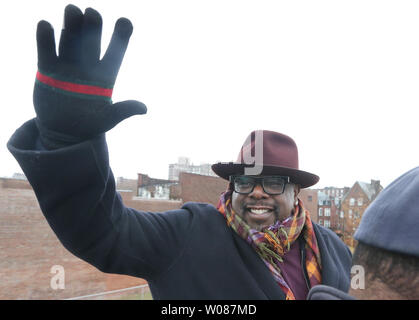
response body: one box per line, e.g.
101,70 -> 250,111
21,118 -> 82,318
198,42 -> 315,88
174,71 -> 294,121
371,179 -> 381,195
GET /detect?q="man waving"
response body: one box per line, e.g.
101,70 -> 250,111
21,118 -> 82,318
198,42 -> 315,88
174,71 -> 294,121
8,4 -> 351,300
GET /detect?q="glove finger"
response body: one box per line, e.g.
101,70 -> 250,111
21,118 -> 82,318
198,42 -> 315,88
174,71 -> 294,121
36,20 -> 57,72
97,100 -> 147,133
101,18 -> 133,79
81,7 -> 102,64
58,4 -> 84,63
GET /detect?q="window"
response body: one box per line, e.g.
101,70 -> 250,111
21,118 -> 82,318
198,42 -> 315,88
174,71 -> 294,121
324,208 -> 331,217
349,209 -> 353,219
340,211 -> 344,218
318,208 -> 323,216
308,195 -> 313,202
324,220 -> 330,228
357,198 -> 363,206
349,198 -> 355,206
319,219 -> 323,226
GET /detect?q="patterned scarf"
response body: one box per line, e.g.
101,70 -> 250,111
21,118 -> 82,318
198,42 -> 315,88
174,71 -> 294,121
217,190 -> 322,300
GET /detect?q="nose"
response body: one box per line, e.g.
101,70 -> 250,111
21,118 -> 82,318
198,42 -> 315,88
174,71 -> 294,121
248,183 -> 269,199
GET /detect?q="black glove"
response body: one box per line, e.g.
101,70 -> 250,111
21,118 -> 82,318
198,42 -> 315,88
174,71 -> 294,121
34,4 -> 147,149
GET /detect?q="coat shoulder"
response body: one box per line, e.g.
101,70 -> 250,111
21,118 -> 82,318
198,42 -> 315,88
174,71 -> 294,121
312,223 -> 352,291
314,223 -> 343,241
180,201 -> 230,234
313,223 -> 352,258
181,201 -> 223,219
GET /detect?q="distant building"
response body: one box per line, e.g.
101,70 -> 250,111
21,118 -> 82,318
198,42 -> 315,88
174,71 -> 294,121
298,189 -> 318,223
178,172 -> 228,207
11,173 -> 27,180
340,180 -> 383,248
315,187 -> 350,237
168,157 -> 217,181
137,173 -> 179,200
134,171 -> 227,207
116,177 -> 137,193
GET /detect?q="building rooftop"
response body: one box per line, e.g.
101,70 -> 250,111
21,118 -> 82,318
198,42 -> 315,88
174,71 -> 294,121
357,180 -> 382,200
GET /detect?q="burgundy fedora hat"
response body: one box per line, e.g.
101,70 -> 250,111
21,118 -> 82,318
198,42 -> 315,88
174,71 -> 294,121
211,130 -> 319,188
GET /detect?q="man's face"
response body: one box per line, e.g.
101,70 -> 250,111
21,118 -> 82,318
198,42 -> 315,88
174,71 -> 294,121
231,175 -> 299,231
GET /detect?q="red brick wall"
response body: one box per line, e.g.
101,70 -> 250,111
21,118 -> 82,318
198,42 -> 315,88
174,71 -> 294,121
1,178 -> 32,190
179,172 -> 229,207
0,179 -> 147,300
341,182 -> 375,248
298,188 -> 318,223
116,177 -> 137,193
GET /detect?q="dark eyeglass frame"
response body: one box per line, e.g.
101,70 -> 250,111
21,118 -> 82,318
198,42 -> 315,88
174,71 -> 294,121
229,175 -> 290,195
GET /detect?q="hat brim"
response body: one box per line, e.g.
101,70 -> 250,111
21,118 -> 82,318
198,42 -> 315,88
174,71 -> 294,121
211,163 -> 319,188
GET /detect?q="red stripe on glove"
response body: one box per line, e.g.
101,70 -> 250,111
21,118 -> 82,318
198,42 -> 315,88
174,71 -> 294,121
36,71 -> 113,98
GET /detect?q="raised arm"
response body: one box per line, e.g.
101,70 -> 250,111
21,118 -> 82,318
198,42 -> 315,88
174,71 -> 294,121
7,5 -> 192,281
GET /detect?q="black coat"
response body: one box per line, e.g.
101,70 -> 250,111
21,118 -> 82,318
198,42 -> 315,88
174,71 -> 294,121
8,119 -> 352,300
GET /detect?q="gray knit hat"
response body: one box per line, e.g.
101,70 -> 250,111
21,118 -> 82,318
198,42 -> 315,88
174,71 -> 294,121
354,166 -> 419,258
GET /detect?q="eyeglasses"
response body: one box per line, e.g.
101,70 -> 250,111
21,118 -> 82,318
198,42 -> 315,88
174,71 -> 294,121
229,175 -> 290,195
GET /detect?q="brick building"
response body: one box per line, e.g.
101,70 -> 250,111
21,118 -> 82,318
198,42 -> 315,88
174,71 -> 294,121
315,187 -> 350,238
298,188 -> 318,223
136,173 -> 179,200
178,172 -> 228,207
134,172 -> 227,207
340,180 -> 383,248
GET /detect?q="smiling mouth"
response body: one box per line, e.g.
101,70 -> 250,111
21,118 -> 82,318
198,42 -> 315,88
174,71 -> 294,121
246,206 -> 275,218
248,208 -> 272,215
242,206 -> 277,230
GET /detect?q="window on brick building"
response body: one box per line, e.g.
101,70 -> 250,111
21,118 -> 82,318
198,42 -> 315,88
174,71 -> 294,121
349,209 -> 352,218
319,219 -> 323,225
340,211 -> 344,218
324,220 -> 330,228
318,208 -> 323,216
350,198 -> 355,206
357,198 -> 363,206
324,208 -> 331,216
308,195 -> 312,202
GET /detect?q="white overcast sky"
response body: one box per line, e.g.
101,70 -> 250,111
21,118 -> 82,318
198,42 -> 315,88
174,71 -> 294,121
1,0 -> 418,189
